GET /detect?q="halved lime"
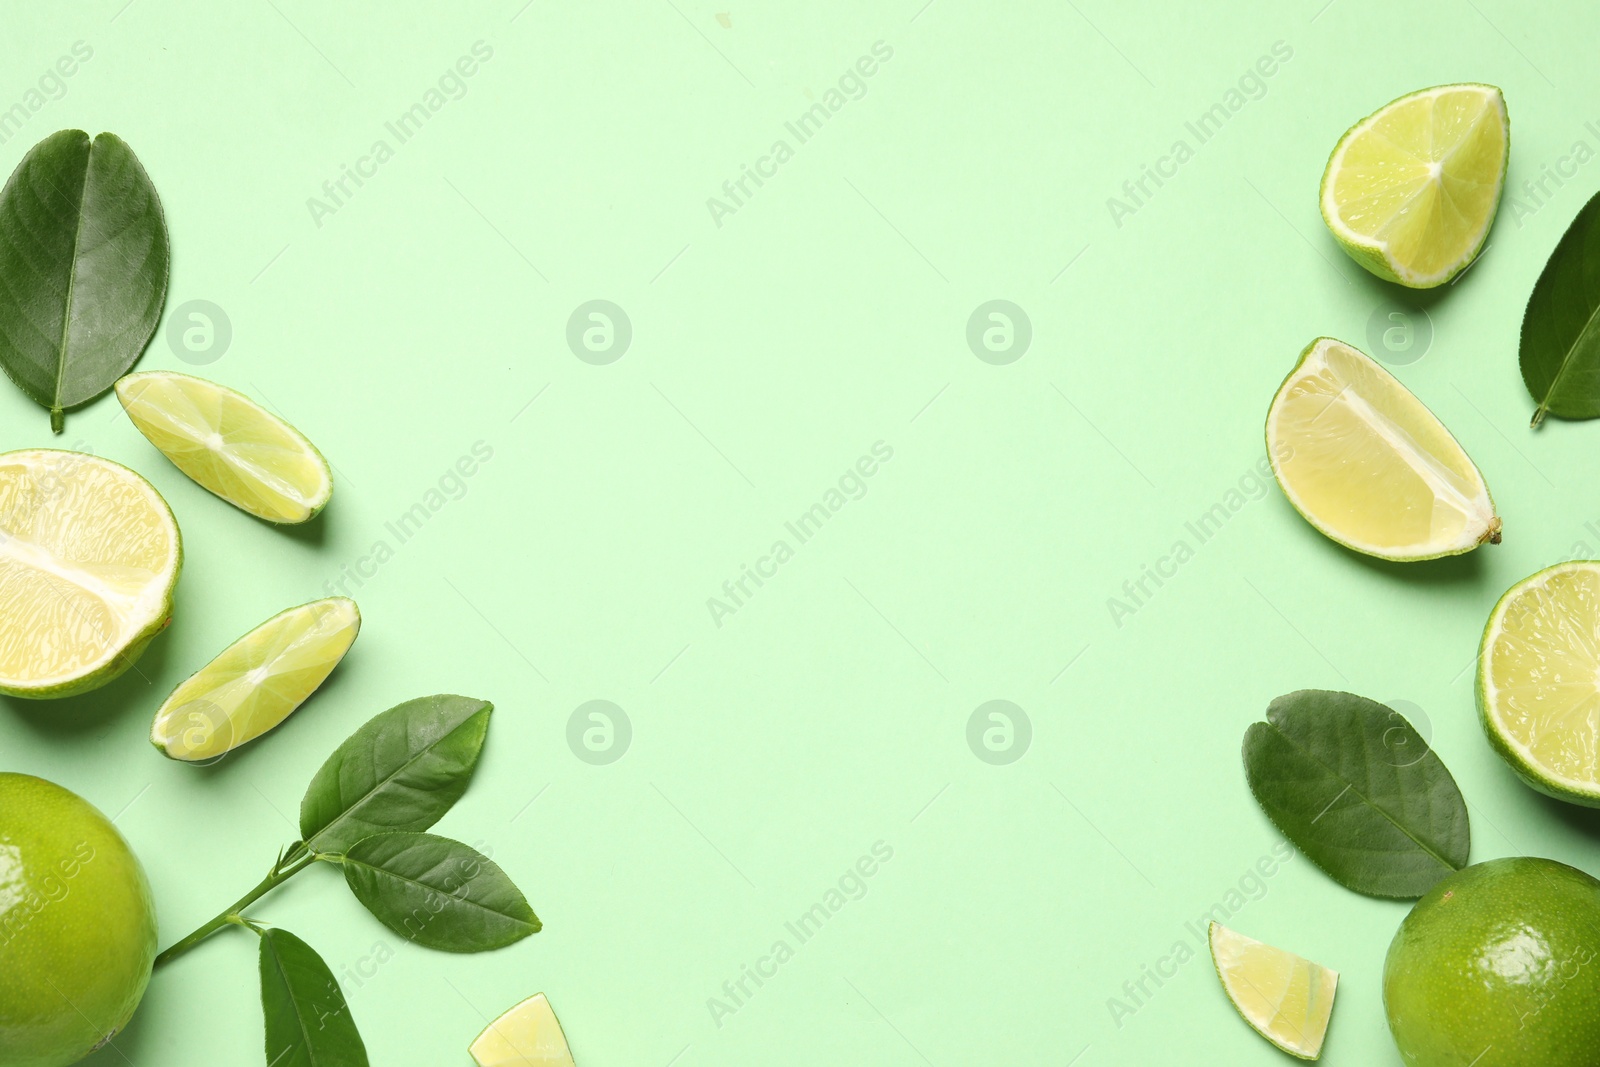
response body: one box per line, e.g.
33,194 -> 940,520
1478,562 -> 1600,806
0,449 -> 180,698
470,993 -> 575,1067
115,371 -> 332,523
1210,922 -> 1337,1060
1321,83 -> 1508,288
1266,338 -> 1499,561
151,596 -> 359,761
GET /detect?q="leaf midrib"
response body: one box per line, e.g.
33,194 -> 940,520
1536,287 -> 1600,420
52,138 -> 91,414
1269,721 -> 1460,873
345,845 -> 529,926
264,933 -> 319,1067
306,709 -> 481,849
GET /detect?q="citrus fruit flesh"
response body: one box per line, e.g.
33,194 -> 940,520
1321,83 -> 1508,287
115,371 -> 332,524
1478,561 -> 1600,805
1209,922 -> 1337,1060
0,449 -> 180,698
1266,338 -> 1498,561
151,596 -> 360,761
469,993 -> 576,1067
0,773 -> 158,1067
1385,857 -> 1600,1066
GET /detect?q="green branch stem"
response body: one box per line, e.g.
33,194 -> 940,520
153,845 -> 319,968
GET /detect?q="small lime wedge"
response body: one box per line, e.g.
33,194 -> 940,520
115,371 -> 332,523
1320,83 -> 1508,288
151,596 -> 358,761
1210,922 -> 1337,1060
469,993 -> 575,1067
0,449 -> 180,698
1266,338 -> 1499,561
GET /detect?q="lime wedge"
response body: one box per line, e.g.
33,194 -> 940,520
1321,83 -> 1508,288
470,994 -> 575,1067
1266,338 -> 1499,561
115,371 -> 332,524
151,596 -> 358,761
0,449 -> 180,698
1478,561 -> 1600,806
1210,922 -> 1337,1060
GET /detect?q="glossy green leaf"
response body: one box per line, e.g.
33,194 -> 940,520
0,129 -> 168,432
300,695 -> 491,854
1522,188 -> 1600,426
258,927 -> 369,1067
1242,690 -> 1469,898
336,832 -> 539,952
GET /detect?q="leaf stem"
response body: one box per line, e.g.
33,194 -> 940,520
153,846 -> 315,969
49,407 -> 63,434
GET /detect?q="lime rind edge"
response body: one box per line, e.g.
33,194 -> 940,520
1264,338 -> 1498,562
1208,922 -> 1335,1060
1477,561 -> 1600,806
150,595 -> 359,759
1318,83 -> 1509,289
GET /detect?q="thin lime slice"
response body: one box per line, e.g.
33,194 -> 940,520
1266,338 -> 1499,561
1320,83 -> 1508,288
1210,922 -> 1337,1060
151,597 -> 358,761
0,449 -> 180,698
115,371 -> 332,523
1479,561 -> 1600,806
469,994 -> 575,1067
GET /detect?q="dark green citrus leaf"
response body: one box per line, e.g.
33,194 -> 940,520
337,832 -> 539,952
1522,188 -> 1600,426
258,927 -> 369,1067
299,695 -> 491,854
1242,690 -> 1469,898
0,129 -> 168,432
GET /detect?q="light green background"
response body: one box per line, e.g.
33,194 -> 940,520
0,1 -> 1595,1063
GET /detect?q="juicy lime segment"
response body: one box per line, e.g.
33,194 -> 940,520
0,449 -> 180,697
1266,338 -> 1498,561
1210,922 -> 1337,1060
470,993 -> 575,1067
1321,83 -> 1508,287
115,371 -> 332,524
1479,561 -> 1600,805
151,597 -> 359,761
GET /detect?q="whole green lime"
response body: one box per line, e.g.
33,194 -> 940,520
1385,857 -> 1600,1066
0,774 -> 158,1066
